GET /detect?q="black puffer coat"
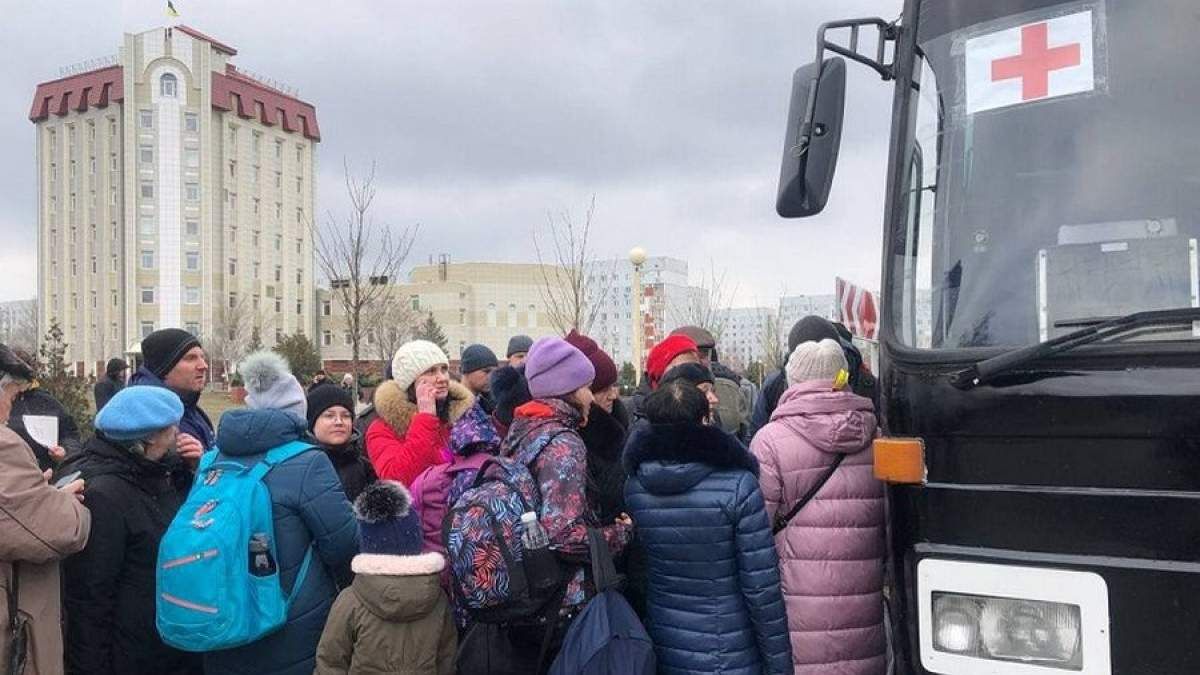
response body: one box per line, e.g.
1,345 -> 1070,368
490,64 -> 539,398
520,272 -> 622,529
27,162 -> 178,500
62,435 -> 200,675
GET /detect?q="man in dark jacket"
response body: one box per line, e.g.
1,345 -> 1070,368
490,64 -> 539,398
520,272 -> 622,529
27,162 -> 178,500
93,358 -> 127,412
459,344 -> 499,414
7,364 -> 83,471
130,328 -> 213,462
63,386 -> 200,675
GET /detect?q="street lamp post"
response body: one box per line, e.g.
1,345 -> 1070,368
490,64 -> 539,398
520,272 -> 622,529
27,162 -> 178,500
629,246 -> 647,386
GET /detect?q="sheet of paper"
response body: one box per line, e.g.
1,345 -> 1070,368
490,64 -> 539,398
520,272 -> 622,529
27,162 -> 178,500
22,415 -> 58,449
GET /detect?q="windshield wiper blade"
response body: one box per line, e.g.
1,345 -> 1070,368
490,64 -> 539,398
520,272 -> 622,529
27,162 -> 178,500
950,307 -> 1200,389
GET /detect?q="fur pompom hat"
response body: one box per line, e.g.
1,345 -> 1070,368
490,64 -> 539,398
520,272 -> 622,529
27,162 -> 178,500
354,481 -> 424,556
240,351 -> 307,420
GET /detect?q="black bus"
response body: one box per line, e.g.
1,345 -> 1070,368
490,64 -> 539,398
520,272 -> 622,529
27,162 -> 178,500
777,1 -> 1200,673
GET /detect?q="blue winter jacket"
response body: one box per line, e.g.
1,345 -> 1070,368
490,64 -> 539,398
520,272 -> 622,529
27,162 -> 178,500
623,421 -> 793,675
129,366 -> 216,450
202,408 -> 359,675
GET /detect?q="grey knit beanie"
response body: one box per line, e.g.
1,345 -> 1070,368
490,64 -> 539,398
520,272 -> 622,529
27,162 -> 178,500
240,351 -> 307,420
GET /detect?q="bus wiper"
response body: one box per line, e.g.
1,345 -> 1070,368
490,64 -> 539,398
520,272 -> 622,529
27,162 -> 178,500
950,307 -> 1200,389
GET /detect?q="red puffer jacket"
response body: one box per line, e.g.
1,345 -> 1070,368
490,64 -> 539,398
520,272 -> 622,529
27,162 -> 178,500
365,380 -> 473,486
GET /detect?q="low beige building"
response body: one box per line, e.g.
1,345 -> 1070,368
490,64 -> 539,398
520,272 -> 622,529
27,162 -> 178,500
318,260 -> 568,371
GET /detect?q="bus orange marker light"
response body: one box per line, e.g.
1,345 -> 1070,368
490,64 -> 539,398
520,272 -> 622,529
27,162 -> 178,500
874,437 -> 926,484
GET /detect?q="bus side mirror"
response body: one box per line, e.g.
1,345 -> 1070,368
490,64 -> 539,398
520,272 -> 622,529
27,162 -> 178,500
776,57 -> 846,218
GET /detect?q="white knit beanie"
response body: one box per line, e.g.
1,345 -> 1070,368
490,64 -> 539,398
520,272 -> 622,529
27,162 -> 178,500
785,338 -> 848,386
391,340 -> 449,391
240,351 -> 308,420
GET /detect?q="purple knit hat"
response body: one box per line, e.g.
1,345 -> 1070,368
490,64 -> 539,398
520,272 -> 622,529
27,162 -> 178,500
524,337 -> 595,399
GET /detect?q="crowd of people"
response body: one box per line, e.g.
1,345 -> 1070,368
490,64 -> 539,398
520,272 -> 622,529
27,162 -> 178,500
0,315 -> 886,675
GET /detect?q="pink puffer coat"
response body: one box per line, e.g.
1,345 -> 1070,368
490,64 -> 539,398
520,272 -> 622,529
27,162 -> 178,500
750,380 -> 885,675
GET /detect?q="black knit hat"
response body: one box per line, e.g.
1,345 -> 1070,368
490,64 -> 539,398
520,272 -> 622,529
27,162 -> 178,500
787,316 -> 840,353
506,335 -> 533,358
141,328 -> 202,378
461,344 -> 499,374
306,383 -> 355,431
105,358 -> 128,377
660,362 -> 715,387
490,364 -> 531,427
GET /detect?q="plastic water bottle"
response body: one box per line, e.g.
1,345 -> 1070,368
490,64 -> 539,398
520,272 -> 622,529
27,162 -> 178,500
520,512 -> 549,550
249,533 -> 276,577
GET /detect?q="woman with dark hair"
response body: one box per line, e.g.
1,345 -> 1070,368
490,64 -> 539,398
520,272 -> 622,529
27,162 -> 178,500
365,340 -> 474,486
624,381 -> 793,675
307,384 -> 376,502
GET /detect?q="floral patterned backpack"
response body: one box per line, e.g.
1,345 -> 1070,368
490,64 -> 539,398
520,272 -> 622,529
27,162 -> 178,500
442,431 -> 565,623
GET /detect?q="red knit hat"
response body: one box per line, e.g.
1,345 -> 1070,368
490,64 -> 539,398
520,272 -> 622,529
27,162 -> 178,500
645,334 -> 699,388
564,330 -> 618,393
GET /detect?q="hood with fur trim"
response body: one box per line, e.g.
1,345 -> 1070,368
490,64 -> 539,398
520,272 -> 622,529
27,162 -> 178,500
373,379 -> 474,436
350,553 -> 447,621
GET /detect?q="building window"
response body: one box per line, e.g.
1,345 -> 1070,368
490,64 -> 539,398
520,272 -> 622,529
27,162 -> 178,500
275,298 -> 282,313
275,140 -> 283,158
321,300 -> 331,317
90,291 -> 97,308
508,304 -> 518,328
295,145 -> 303,164
185,183 -> 200,201
321,331 -> 332,347
139,216 -> 154,235
140,286 -> 155,304
228,125 -> 238,148
229,293 -> 238,309
274,266 -> 282,282
184,112 -> 199,132
459,308 -> 466,326
274,202 -> 281,220
487,303 -> 497,327
140,249 -> 155,269
296,300 -> 303,315
184,148 -> 199,168
90,256 -> 97,274
185,322 -> 200,336
295,269 -> 302,285
528,305 -> 538,328
343,333 -> 352,347
295,239 -> 302,254
410,295 -> 420,311
185,219 -> 199,237
275,329 -> 283,344
140,181 -> 154,199
140,321 -> 155,338
252,197 -> 260,215
274,171 -> 281,189
185,287 -> 200,305
228,160 -> 237,179
110,322 -> 118,339
274,235 -> 281,251
228,258 -> 237,276
110,255 -> 118,273
140,110 -> 153,128
253,261 -> 260,279
185,251 -> 200,271
160,73 -> 178,97
295,177 -> 302,194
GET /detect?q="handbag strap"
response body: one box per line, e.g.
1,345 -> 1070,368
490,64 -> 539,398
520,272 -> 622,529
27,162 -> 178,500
772,454 -> 845,535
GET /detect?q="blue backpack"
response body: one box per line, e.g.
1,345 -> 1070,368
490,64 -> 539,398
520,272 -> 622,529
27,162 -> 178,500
156,440 -> 316,652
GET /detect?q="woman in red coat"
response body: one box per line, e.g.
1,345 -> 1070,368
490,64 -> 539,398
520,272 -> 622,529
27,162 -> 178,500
365,340 -> 474,486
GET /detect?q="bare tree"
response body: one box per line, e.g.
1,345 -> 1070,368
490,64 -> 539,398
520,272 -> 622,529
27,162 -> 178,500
3,300 -> 39,353
759,306 -> 788,375
207,294 -> 259,384
670,261 -> 738,341
310,161 -> 418,393
533,196 -> 614,334
369,286 -> 420,363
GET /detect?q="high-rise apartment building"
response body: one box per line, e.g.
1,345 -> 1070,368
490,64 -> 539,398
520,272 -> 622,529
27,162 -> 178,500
585,256 -> 694,367
30,25 -> 319,374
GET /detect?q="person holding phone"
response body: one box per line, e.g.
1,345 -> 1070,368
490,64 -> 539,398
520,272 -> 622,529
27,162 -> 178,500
0,342 -> 91,675
365,340 -> 475,486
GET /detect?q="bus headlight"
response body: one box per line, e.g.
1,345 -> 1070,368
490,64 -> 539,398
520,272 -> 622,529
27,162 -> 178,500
933,592 -> 1082,669
919,560 -> 1109,674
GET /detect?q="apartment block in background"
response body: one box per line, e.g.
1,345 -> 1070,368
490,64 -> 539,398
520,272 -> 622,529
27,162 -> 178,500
30,25 -> 319,374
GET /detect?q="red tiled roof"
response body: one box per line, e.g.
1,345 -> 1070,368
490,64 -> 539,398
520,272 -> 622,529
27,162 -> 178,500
212,65 -> 320,141
28,65 -> 123,122
175,25 -> 237,56
29,63 -> 320,142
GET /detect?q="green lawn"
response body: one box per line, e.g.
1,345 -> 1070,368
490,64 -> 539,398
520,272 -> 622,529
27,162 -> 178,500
200,389 -> 244,421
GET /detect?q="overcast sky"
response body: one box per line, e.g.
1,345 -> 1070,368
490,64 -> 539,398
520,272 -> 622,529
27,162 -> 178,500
0,0 -> 900,306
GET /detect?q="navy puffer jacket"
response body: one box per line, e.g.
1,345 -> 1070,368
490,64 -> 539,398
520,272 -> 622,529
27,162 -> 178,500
202,408 -> 358,675
624,422 -> 793,675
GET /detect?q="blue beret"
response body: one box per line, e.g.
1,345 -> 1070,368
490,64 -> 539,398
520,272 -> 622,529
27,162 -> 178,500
95,386 -> 184,441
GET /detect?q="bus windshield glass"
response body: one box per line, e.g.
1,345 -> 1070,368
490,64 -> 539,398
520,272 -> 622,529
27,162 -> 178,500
892,0 -> 1200,349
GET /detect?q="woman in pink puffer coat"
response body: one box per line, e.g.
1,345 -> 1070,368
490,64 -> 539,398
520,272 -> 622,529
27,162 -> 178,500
750,338 -> 885,675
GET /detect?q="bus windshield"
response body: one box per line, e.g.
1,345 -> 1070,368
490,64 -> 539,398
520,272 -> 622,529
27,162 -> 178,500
892,0 -> 1200,349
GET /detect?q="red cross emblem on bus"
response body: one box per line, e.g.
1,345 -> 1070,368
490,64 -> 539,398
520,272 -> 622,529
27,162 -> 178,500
990,22 -> 1082,101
